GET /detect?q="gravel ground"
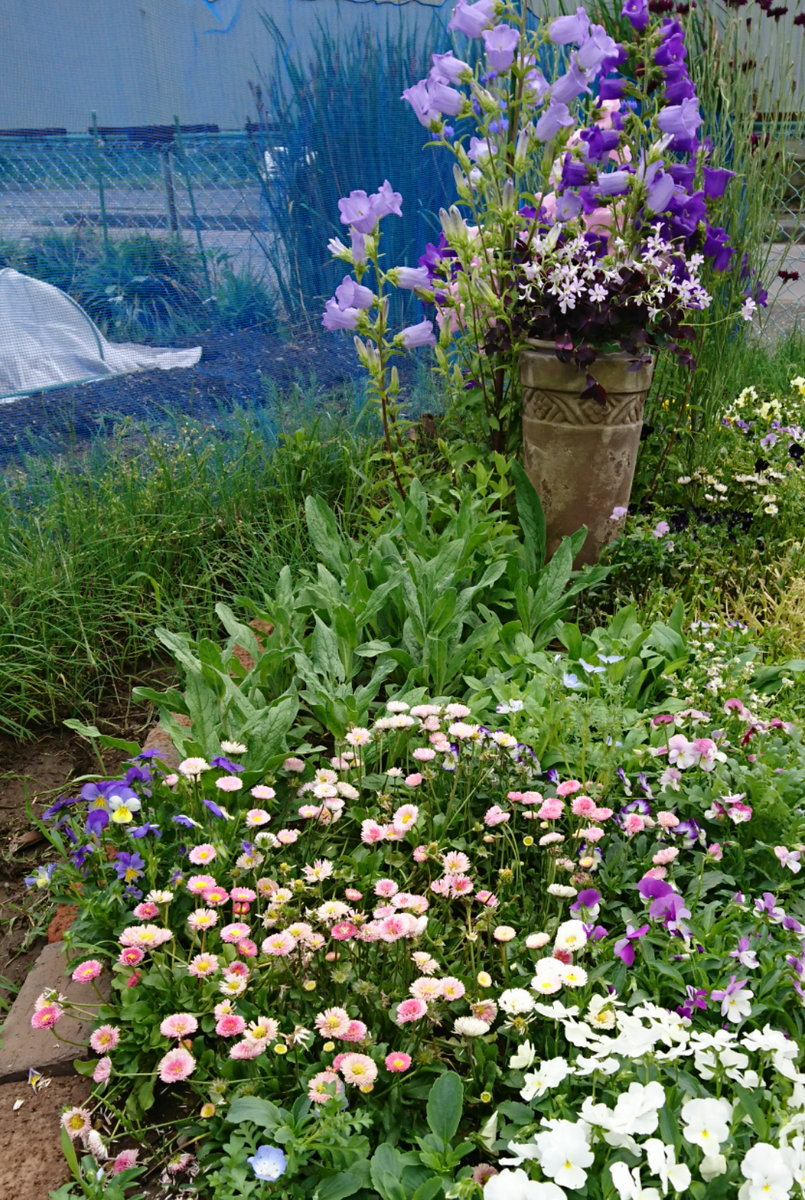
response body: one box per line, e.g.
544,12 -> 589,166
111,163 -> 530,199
0,325 -> 372,464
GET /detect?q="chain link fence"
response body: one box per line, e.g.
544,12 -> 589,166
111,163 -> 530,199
0,127 -> 278,284
1,123 -> 804,336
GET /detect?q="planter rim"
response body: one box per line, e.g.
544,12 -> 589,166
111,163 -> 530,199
523,337 -> 654,365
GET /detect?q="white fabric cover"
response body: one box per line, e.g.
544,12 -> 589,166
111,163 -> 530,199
0,267 -> 202,402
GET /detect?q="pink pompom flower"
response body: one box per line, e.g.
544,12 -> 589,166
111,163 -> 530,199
157,1046 -> 196,1083
395,998 -> 428,1025
216,1014 -> 247,1038
111,1150 -> 139,1176
93,1056 -> 112,1084
160,1013 -> 199,1039
71,960 -> 103,984
90,1025 -> 121,1053
188,843 -> 217,865
31,1003 -> 62,1030
385,1050 -> 412,1072
118,946 -> 145,966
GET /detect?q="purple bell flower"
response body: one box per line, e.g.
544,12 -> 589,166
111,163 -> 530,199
447,0 -> 496,39
552,60 -> 592,105
621,0 -> 649,31
535,100 -> 575,142
703,167 -> 736,198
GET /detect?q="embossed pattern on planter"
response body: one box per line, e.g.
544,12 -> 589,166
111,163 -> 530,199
523,389 -> 646,426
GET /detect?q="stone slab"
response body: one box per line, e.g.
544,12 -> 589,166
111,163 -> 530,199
0,942 -> 110,1085
0,1075 -> 91,1200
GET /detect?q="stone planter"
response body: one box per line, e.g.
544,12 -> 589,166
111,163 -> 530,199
520,340 -> 655,566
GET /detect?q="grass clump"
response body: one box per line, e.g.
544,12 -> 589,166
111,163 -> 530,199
0,391 -> 387,737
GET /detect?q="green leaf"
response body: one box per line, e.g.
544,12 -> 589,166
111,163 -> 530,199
97,735 -> 142,755
132,685 -> 189,715
184,670 -> 219,759
733,1082 -> 767,1139
240,697 -> 298,771
305,495 -> 350,579
412,1179 -> 443,1200
316,1171 -> 365,1200
426,1070 -> 463,1146
370,1144 -> 407,1200
311,615 -> 344,682
60,1126 -> 82,1184
512,459 -> 546,571
62,718 -> 101,739
226,1096 -> 284,1130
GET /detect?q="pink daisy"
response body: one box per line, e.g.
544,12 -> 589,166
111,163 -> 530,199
71,960 -> 103,984
262,931 -> 297,956
31,1004 -> 62,1030
315,1007 -> 351,1037
187,874 -> 217,894
277,830 -> 299,845
157,1046 -> 196,1083
202,886 -> 230,906
111,1150 -> 139,1176
246,809 -> 270,826
93,1056 -> 112,1084
132,902 -> 159,920
385,1051 -> 412,1073
216,1014 -> 247,1037
188,844 -> 217,865
340,1019 -> 368,1042
90,1025 -> 120,1053
118,946 -> 144,966
395,998 -> 428,1025
216,775 -> 243,792
160,1013 -> 199,1039
187,953 -> 219,977
221,922 -> 251,944
230,1040 -> 264,1060
308,1071 -> 345,1104
340,1053 -> 378,1086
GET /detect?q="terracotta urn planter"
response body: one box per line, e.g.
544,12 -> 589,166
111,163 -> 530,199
520,340 -> 655,566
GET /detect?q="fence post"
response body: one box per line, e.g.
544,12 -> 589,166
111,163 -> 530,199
173,116 -> 212,296
90,111 -> 110,257
161,145 -> 180,238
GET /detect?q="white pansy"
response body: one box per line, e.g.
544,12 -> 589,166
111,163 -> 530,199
509,1041 -> 537,1071
533,1000 -> 579,1021
484,1168 -> 567,1200
681,1097 -> 733,1152
610,1163 -> 661,1200
521,1057 -> 573,1101
533,1119 -> 594,1189
573,1053 -> 620,1077
740,1143 -> 794,1200
742,1026 -> 798,1058
644,1139 -> 692,1195
700,1155 -> 728,1182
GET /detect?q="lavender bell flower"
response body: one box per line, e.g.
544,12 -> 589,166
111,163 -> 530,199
374,180 -> 403,219
401,80 -> 440,128
549,7 -> 590,44
338,189 -> 381,234
663,66 -> 697,103
657,97 -> 703,143
596,169 -> 631,196
447,0 -> 497,39
335,276 -> 374,311
322,300 -> 360,331
350,230 -> 367,265
555,192 -> 583,222
428,79 -> 465,116
702,225 -> 735,272
535,100 -> 575,142
481,24 -> 520,72
551,60 -> 592,105
396,266 -> 431,289
621,0 -> 649,30
576,25 -> 620,72
400,320 -> 437,348
430,50 -> 471,85
645,170 -> 677,214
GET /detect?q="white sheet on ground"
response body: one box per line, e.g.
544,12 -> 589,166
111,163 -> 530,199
0,267 -> 202,402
